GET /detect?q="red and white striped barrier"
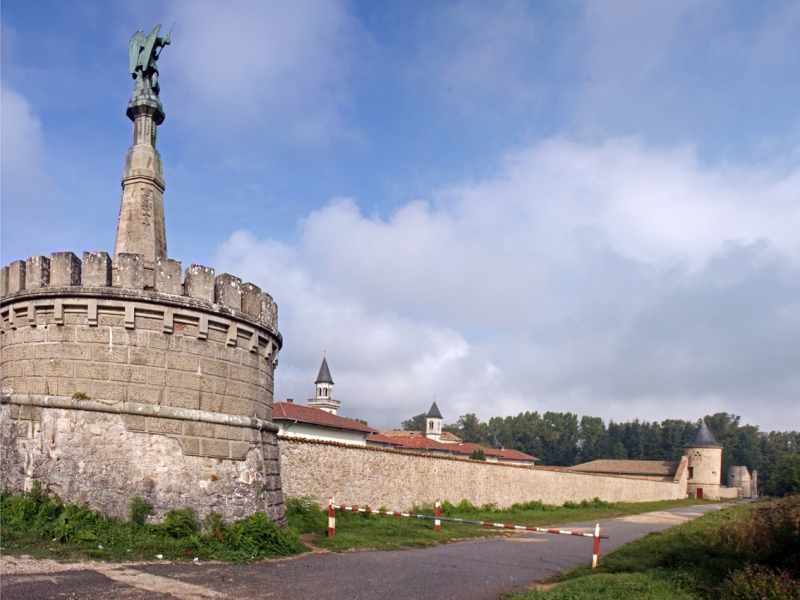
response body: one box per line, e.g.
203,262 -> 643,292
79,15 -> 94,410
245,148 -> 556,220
327,498 -> 609,567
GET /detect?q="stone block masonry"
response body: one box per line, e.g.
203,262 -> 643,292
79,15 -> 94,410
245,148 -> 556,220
279,437 -> 687,511
0,401 -> 282,522
1,252 -> 285,525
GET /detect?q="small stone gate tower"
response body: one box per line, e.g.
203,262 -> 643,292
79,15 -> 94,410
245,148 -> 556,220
0,27 -> 286,525
684,420 -> 723,500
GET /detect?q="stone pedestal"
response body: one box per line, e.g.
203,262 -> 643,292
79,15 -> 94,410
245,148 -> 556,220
114,94 -> 167,288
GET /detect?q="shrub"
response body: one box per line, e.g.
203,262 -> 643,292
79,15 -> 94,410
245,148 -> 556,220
1,485 -> 307,563
716,495 -> 800,577
216,512 -> 305,562
156,508 -> 199,539
129,496 -> 152,528
285,496 -> 326,534
719,564 -> 800,600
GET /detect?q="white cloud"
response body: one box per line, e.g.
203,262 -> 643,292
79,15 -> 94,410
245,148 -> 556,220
214,136 -> 800,431
214,230 -> 482,426
0,80 -> 64,262
162,0 -> 365,145
0,80 -> 45,200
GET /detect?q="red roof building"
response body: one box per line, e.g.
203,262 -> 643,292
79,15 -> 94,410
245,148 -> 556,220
273,400 -> 375,445
372,430 -> 538,465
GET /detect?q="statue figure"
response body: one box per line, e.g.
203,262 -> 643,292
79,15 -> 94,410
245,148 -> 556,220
129,24 -> 173,98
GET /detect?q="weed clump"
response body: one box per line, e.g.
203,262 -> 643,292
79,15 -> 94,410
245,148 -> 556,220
562,497 -> 614,510
285,496 -> 326,533
129,496 -> 152,527
719,564 -> 800,600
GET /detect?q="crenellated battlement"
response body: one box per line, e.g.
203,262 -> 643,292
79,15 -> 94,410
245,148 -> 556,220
1,250 -> 285,523
1,251 -> 279,335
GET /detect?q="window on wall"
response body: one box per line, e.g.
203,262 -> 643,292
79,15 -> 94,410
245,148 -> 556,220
688,467 -> 694,479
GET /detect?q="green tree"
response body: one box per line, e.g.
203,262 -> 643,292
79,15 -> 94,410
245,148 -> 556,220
401,413 -> 427,432
469,448 -> 486,461
445,413 -> 488,444
538,412 -> 579,465
577,416 -> 606,463
766,455 -> 800,497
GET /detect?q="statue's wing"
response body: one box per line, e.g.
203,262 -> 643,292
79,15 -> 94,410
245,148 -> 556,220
142,24 -> 162,68
129,30 -> 146,74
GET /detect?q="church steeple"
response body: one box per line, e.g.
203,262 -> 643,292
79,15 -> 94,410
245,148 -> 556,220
424,401 -> 443,441
307,356 -> 341,414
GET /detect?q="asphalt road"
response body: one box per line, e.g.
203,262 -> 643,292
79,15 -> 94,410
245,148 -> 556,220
1,503 -> 727,600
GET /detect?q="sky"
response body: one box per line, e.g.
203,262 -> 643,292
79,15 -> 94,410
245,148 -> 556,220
2,1 -> 799,431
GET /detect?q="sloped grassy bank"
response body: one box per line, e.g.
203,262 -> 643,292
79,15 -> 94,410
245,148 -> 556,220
505,496 -> 800,600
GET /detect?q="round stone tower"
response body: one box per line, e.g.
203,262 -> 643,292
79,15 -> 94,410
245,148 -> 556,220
683,420 -> 723,500
727,465 -> 752,498
0,27 -> 286,525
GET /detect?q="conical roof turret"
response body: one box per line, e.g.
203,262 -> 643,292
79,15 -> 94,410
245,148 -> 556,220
684,420 -> 722,448
426,401 -> 442,419
315,357 -> 334,384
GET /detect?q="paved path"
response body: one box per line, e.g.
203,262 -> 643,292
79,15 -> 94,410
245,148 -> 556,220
1,503 -> 727,600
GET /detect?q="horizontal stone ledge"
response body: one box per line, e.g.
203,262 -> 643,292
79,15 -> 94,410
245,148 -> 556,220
2,392 -> 278,433
0,287 -> 282,347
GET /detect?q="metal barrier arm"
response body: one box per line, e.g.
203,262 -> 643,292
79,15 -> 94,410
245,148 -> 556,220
327,497 -> 608,567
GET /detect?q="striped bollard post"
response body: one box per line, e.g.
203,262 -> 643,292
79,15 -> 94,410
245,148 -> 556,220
591,523 -> 601,568
328,497 -> 336,538
434,501 -> 441,532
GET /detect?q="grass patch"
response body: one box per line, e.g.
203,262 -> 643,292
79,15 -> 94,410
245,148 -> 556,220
1,483 -> 307,563
505,495 -> 800,600
285,496 -> 716,553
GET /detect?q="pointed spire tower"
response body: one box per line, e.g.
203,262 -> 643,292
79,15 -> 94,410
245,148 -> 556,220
424,401 -> 443,441
114,25 -> 171,287
307,356 -> 341,414
684,419 -> 723,499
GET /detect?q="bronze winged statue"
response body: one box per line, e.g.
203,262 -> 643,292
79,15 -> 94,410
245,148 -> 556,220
129,23 -> 173,98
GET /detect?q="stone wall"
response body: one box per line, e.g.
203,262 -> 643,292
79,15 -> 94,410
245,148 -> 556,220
1,251 -> 286,525
0,402 -> 282,522
279,437 -> 687,510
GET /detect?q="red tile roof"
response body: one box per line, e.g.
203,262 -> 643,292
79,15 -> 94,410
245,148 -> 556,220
273,402 -> 375,433
374,431 -> 538,461
379,430 -> 422,439
366,433 -> 405,445
378,430 -> 464,444
568,460 -> 681,477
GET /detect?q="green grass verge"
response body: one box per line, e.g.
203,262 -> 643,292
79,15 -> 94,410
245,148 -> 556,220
504,496 -> 800,600
0,483 -> 721,563
287,496 -> 716,553
1,483 -> 307,563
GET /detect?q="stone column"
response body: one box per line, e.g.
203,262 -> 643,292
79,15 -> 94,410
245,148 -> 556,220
114,95 -> 167,288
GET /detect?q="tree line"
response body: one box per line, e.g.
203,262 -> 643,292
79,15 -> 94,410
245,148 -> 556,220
401,411 -> 800,494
